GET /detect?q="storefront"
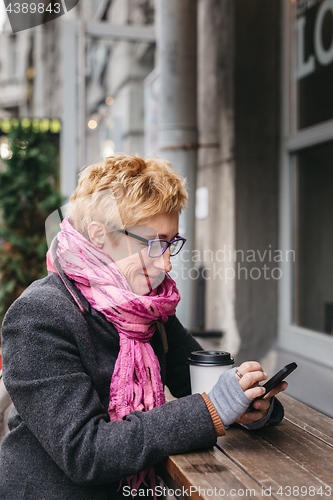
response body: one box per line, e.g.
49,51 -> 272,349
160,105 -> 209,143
278,0 -> 333,416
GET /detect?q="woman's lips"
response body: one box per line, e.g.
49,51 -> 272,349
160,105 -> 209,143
140,272 -> 163,280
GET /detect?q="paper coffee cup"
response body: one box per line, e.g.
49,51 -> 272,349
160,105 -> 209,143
188,351 -> 234,394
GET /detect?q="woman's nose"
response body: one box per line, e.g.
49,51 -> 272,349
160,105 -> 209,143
154,249 -> 172,273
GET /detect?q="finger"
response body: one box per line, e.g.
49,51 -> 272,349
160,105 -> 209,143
236,409 -> 267,425
236,361 -> 263,377
245,385 -> 266,400
264,381 -> 288,399
238,370 -> 268,391
251,398 -> 271,412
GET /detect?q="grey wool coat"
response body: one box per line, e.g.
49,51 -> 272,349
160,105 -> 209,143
0,252 -> 284,500
0,264 -> 215,500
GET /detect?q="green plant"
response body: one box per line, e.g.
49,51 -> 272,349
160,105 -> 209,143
0,122 -> 65,325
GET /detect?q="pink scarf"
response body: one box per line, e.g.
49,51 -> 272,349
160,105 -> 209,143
46,217 -> 180,491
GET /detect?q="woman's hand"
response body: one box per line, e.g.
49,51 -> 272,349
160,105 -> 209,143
234,362 -> 288,425
235,361 -> 268,398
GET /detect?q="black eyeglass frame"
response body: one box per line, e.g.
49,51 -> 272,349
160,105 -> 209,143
117,229 -> 186,258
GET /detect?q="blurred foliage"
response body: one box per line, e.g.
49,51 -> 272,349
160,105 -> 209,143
0,122 -> 64,326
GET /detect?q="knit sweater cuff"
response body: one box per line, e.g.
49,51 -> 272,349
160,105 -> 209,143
201,392 -> 226,436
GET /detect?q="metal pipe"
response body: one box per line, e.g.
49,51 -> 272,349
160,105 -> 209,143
86,22 -> 155,42
77,15 -> 86,171
156,0 -> 198,329
60,20 -> 78,198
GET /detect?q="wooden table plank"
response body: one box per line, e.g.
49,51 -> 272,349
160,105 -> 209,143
158,447 -> 266,499
255,418 -> 333,485
278,393 -> 333,447
217,424 -> 332,499
159,396 -> 333,499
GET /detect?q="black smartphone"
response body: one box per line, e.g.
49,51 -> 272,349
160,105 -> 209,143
261,362 -> 297,395
247,362 -> 297,409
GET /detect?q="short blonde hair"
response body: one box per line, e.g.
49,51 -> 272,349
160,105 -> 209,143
69,154 -> 188,234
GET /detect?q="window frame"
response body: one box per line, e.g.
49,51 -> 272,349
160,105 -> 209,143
279,0 -> 333,368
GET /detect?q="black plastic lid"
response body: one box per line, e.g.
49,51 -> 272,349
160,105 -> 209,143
187,350 -> 234,367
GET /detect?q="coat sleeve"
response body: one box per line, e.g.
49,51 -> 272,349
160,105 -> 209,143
1,287 -> 217,486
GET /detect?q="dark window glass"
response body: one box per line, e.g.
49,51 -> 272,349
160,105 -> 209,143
294,141 -> 333,334
295,0 -> 333,129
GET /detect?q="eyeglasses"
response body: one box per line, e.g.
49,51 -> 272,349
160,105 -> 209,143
117,229 -> 186,258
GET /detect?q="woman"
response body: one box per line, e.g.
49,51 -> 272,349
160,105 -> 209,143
0,154 -> 286,499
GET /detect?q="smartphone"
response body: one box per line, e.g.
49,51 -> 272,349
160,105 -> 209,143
247,362 -> 297,409
261,362 -> 297,395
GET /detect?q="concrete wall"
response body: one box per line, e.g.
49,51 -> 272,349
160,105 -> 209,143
197,0 -> 281,361
234,0 -> 281,362
197,0 -> 240,355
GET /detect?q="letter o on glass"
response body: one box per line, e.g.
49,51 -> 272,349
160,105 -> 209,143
315,0 -> 333,65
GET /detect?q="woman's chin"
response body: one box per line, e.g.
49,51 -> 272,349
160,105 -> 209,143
132,275 -> 163,295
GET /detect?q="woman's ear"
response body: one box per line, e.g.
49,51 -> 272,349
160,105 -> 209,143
87,222 -> 106,248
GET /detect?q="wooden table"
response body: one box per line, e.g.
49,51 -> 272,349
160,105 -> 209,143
157,394 -> 333,499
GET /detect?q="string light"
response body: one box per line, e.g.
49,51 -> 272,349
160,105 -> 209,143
102,140 -> 115,158
88,119 -> 98,130
0,137 -> 12,159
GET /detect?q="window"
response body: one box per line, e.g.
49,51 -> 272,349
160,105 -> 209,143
279,0 -> 333,368
293,141 -> 333,334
